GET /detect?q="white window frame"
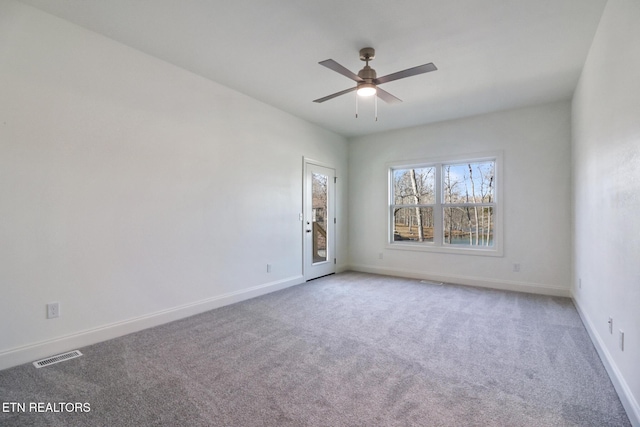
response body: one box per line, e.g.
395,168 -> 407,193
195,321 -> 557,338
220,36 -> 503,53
386,151 -> 503,257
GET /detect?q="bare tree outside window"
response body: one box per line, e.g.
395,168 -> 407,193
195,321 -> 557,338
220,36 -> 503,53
392,167 -> 435,242
442,161 -> 494,246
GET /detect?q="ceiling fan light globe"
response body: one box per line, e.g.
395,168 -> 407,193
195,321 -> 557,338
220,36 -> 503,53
357,84 -> 377,97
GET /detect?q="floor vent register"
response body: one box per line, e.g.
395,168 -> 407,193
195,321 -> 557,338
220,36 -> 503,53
33,350 -> 83,368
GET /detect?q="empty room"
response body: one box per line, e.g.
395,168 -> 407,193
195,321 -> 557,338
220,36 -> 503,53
1,0 -> 638,425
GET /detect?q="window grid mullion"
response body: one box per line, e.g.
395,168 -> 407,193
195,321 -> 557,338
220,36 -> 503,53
434,163 -> 443,246
441,203 -> 496,208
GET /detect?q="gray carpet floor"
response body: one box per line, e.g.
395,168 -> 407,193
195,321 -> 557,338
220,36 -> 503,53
0,272 -> 631,426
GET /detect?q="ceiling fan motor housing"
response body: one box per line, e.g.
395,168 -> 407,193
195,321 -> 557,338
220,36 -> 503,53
358,65 -> 376,81
357,64 -> 377,95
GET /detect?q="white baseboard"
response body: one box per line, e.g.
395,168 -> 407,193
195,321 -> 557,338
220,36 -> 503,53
347,264 -> 571,297
573,298 -> 640,427
0,275 -> 304,371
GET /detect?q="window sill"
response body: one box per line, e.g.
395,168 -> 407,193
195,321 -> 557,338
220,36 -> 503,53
386,242 -> 503,257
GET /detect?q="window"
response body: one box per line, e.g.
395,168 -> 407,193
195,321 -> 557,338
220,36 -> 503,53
388,153 -> 501,255
392,167 -> 436,243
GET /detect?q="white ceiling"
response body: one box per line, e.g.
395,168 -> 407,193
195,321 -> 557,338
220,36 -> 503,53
19,0 -> 608,138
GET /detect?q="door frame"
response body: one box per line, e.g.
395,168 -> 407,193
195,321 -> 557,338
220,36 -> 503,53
303,158 -> 336,281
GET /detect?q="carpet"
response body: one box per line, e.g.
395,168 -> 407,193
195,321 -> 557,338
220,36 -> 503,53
0,272 -> 631,426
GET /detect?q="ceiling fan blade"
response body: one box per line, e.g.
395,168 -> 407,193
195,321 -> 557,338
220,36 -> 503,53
376,87 -> 402,104
313,87 -> 357,103
319,59 -> 364,82
374,62 -> 437,85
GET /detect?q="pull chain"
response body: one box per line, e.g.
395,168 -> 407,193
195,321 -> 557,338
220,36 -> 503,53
355,91 -> 358,118
375,94 -> 378,121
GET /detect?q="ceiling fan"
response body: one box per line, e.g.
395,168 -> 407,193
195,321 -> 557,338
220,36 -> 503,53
313,47 -> 437,104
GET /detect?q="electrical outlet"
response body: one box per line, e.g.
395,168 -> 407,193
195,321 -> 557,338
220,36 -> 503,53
619,330 -> 625,351
47,302 -> 60,319
513,263 -> 521,272
578,278 -> 582,289
378,252 -> 383,260
608,317 -> 613,334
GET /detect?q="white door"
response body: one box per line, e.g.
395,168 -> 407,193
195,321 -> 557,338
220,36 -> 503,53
304,162 -> 336,280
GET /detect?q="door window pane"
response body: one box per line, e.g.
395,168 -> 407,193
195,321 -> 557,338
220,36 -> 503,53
312,172 -> 328,263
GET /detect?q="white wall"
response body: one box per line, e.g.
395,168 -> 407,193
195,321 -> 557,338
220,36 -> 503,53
0,0 -> 348,369
572,0 -> 640,423
348,101 -> 572,296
